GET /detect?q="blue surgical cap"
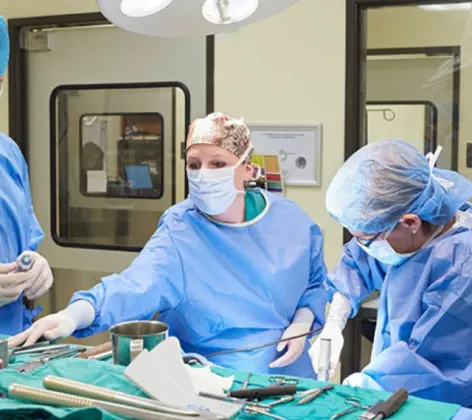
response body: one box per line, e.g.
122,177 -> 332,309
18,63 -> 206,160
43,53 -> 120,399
0,16 -> 9,76
326,139 -> 472,234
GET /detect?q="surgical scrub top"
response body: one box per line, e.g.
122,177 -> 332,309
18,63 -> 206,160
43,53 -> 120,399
327,208 -> 472,406
0,133 -> 44,335
70,190 -> 328,378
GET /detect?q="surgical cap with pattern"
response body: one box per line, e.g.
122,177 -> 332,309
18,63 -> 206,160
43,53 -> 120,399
186,112 -> 253,162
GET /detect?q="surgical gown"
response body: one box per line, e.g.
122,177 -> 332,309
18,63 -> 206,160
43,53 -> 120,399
70,191 -> 327,377
0,134 -> 44,335
328,208 -> 472,406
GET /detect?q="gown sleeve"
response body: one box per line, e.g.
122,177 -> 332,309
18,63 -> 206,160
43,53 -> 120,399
70,223 -> 185,337
8,137 -> 44,251
295,224 -> 328,328
326,238 -> 383,316
347,253 -> 472,406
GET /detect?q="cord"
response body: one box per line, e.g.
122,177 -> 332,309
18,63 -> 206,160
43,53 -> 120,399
204,326 -> 323,359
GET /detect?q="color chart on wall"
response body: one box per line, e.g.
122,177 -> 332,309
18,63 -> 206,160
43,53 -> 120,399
251,154 -> 285,195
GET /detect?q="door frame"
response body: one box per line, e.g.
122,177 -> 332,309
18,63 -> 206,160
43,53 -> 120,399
343,0 -> 464,380
367,46 -> 461,169
7,12 -> 215,160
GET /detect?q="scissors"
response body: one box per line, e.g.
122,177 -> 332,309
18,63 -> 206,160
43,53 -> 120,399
269,375 -> 299,386
329,397 -> 370,420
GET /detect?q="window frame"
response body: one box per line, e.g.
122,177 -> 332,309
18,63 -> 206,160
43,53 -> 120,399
50,81 -> 191,252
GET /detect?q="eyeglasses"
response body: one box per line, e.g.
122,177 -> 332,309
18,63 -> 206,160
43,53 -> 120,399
357,232 -> 382,248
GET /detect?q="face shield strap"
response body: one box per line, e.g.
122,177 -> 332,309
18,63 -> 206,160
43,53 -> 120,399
425,145 -> 454,191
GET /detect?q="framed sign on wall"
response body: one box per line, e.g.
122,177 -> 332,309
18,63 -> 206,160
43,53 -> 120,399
248,123 -> 322,186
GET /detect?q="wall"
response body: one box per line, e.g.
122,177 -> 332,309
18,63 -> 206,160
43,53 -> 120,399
0,0 -> 346,270
215,0 -> 346,269
367,6 -> 472,179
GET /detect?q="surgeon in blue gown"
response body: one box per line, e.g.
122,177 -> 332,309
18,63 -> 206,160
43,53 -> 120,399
11,112 -> 327,377
0,16 -> 54,336
310,139 -> 472,406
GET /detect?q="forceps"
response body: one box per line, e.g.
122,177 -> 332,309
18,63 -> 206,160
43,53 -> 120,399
330,397 -> 370,420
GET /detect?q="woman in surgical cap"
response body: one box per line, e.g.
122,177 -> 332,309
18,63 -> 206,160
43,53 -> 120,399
0,16 -> 54,336
310,139 -> 472,405
11,112 -> 328,378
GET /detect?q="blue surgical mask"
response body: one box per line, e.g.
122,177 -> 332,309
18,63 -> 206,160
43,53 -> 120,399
187,146 -> 252,216
359,224 -> 444,266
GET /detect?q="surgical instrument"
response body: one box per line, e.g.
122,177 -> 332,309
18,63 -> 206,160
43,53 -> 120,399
10,343 -> 70,356
76,341 -> 112,359
0,340 -> 7,369
16,347 -> 86,373
244,405 -> 288,420
359,389 -> 408,420
330,397 -> 370,420
269,375 -> 299,386
266,395 -> 295,407
297,384 -> 334,405
241,372 -> 251,390
17,254 -> 33,271
318,338 -> 332,382
199,392 -> 270,410
229,385 -> 297,400
43,376 -> 201,417
205,326 -> 323,359
9,340 -> 52,353
9,384 -> 213,420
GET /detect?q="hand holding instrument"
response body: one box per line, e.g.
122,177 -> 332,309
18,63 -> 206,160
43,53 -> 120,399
296,384 -> 334,405
317,338 -> 332,382
229,385 -> 297,400
359,389 -> 408,420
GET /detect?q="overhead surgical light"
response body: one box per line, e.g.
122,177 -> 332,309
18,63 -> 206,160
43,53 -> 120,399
419,2 -> 471,11
202,0 -> 259,25
97,0 -> 300,38
120,0 -> 173,17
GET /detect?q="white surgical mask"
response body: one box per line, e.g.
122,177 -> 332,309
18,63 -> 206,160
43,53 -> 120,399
359,224 -> 444,266
187,146 -> 253,216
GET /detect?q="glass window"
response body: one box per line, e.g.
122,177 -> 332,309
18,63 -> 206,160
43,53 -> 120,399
51,83 -> 190,251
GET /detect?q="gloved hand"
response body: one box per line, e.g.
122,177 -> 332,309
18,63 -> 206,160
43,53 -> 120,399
309,293 -> 351,378
8,300 -> 95,347
0,261 -> 30,308
19,252 -> 54,300
270,307 -> 314,369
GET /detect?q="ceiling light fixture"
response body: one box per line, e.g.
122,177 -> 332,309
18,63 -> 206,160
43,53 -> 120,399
202,0 -> 259,24
419,2 -> 471,11
120,0 -> 173,17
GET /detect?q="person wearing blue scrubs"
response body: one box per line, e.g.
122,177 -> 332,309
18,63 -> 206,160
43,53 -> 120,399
0,16 -> 54,336
11,112 -> 327,377
310,139 -> 472,406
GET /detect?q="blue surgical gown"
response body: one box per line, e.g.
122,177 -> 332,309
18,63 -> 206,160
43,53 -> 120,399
328,209 -> 472,406
0,133 -> 44,335
70,192 -> 327,377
